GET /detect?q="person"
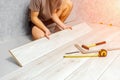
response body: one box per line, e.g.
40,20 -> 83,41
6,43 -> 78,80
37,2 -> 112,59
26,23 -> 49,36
29,0 -> 73,40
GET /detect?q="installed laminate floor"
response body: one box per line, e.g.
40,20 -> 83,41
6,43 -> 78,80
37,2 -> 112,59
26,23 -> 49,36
1,23 -> 120,80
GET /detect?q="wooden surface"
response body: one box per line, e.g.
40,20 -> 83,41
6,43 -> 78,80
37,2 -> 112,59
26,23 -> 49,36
1,23 -> 120,80
9,23 -> 92,67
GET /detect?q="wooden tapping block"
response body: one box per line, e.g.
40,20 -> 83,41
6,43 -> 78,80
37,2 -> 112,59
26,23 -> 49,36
64,49 -> 107,58
107,48 -> 120,51
9,23 -> 92,67
82,41 -> 106,50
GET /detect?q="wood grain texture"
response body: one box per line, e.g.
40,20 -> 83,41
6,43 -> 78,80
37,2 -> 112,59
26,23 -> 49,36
1,42 -> 81,80
9,23 -> 92,67
65,52 -> 118,80
1,23 -> 120,80
99,54 -> 120,80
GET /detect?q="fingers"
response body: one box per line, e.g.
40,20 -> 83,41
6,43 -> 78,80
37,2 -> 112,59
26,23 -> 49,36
45,30 -> 51,40
66,26 -> 72,30
69,26 -> 72,30
60,25 -> 72,30
45,34 -> 50,40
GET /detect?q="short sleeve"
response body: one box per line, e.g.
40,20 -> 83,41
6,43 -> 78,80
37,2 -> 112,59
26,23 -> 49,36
29,0 -> 41,12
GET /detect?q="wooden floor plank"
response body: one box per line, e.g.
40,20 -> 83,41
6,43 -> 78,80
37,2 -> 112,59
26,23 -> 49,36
0,39 -> 88,80
0,23 -> 91,80
10,23 -> 92,67
32,58 -> 89,80
99,54 -> 120,80
65,52 -> 118,80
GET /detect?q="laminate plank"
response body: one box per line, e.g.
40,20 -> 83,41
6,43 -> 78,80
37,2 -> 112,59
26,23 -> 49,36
0,38 -> 88,80
99,54 -> 120,80
32,58 -> 89,80
10,23 -> 92,67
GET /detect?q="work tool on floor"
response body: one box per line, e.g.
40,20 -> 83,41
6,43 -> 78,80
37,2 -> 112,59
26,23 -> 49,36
66,43 -> 99,54
74,43 -> 120,54
66,51 -> 79,54
74,44 -> 86,54
65,44 -> 88,54
64,49 -> 107,58
82,41 -> 106,50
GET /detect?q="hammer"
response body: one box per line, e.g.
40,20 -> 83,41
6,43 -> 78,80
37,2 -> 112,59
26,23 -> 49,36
66,44 -> 92,54
82,41 -> 106,50
74,43 -> 120,54
65,44 -> 86,54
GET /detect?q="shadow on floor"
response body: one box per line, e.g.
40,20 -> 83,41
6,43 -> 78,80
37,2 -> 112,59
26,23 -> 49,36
7,57 -> 20,67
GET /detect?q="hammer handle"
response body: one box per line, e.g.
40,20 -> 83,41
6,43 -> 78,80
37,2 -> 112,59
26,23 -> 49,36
96,41 -> 106,45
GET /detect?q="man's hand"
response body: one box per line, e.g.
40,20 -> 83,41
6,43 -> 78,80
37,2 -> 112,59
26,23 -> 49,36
61,25 -> 72,30
44,30 -> 51,39
51,12 -> 72,31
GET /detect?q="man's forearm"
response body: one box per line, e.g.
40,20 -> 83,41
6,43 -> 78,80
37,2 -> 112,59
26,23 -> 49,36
31,17 -> 49,32
51,13 -> 66,29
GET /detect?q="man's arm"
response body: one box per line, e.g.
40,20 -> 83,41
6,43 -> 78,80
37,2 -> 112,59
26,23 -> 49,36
51,10 -> 72,30
30,11 -> 51,39
31,11 -> 50,32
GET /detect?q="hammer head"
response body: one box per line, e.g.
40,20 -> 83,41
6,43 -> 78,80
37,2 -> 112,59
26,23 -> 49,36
74,43 -> 99,54
74,44 -> 87,54
82,45 -> 89,50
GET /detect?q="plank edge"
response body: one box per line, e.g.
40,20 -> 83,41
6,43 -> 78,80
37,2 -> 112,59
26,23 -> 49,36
9,50 -> 23,67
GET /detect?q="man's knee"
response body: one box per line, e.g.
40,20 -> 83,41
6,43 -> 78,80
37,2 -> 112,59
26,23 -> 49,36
32,26 -> 45,40
61,0 -> 73,17
57,0 -> 73,21
66,0 -> 73,10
